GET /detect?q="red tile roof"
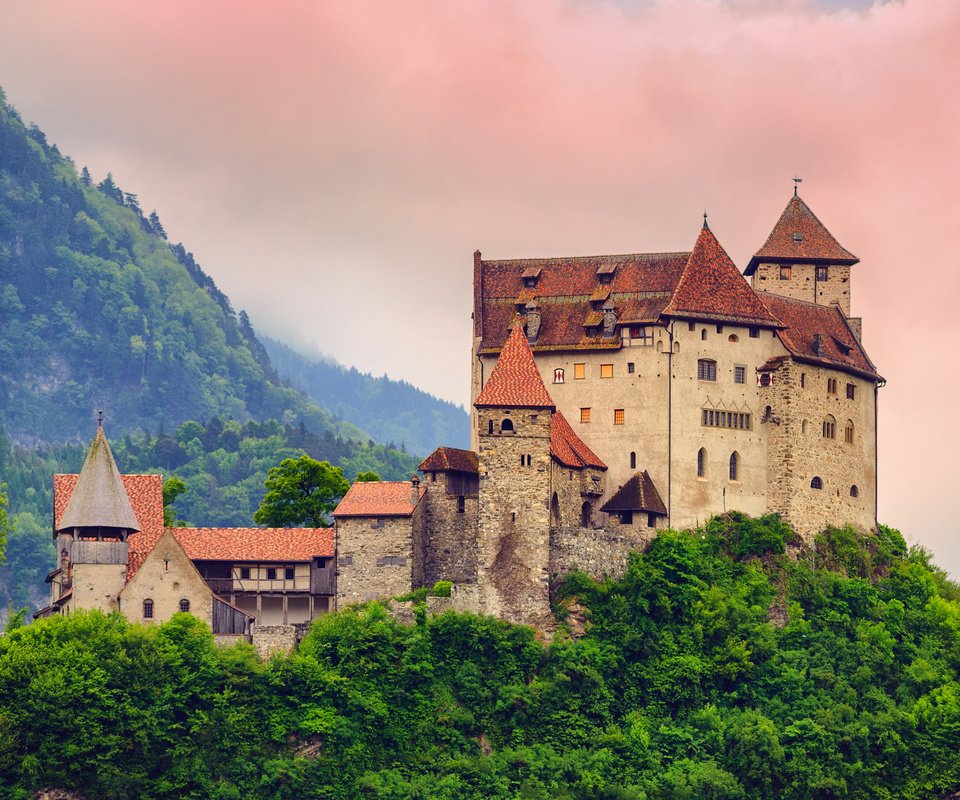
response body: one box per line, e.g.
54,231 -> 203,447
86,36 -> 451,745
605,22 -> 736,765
662,224 -> 782,327
55,473 -> 165,579
600,470 -> 667,516
476,252 -> 689,353
418,447 -> 479,474
171,527 -> 334,561
746,194 -> 858,275
760,294 -> 880,381
334,481 -> 426,518
475,324 -> 556,409
550,411 -> 607,470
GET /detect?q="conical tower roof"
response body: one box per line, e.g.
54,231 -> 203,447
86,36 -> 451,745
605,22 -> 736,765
57,423 -> 140,533
746,194 -> 858,275
663,222 -> 782,327
475,324 -> 555,409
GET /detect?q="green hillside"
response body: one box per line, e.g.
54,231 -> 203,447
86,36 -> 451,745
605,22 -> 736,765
263,337 -> 469,456
1,519 -> 959,799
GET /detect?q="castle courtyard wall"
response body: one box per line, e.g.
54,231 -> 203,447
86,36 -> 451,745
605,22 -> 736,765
421,471 -> 478,586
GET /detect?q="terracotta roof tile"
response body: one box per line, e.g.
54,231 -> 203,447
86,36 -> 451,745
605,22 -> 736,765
550,411 -> 607,470
600,470 -> 667,515
477,252 -> 689,352
418,447 -> 479,474
746,194 -> 858,275
662,224 -> 783,327
475,324 -> 556,409
760,294 -> 880,381
334,481 -> 426,518
171,527 -> 334,561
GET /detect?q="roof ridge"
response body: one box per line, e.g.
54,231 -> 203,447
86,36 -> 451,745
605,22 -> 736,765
483,251 -> 692,265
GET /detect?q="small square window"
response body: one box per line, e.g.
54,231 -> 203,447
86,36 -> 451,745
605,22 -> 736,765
780,265 -> 792,280
573,363 -> 585,380
580,407 -> 591,423
627,362 -> 635,374
285,567 -> 295,580
734,365 -> 746,384
697,359 -> 717,381
614,409 -> 625,425
816,265 -> 828,281
266,567 -> 277,580
846,383 -> 856,400
749,327 -> 759,338
600,364 -> 613,379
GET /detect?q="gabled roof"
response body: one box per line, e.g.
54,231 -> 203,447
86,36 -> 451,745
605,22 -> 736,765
760,294 -> 881,381
746,194 -> 858,275
171,527 -> 334,562
475,324 -> 556,409
418,447 -> 479,474
475,252 -> 689,353
662,224 -> 783,328
600,470 -> 667,516
334,481 -> 426,518
550,411 -> 606,470
57,425 -> 141,533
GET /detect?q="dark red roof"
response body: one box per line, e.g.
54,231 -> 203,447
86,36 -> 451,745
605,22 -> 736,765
600,470 -> 667,515
662,224 -> 782,327
334,481 -> 426,518
475,324 -> 556,409
550,411 -> 606,470
476,252 -> 689,353
171,527 -> 334,561
746,194 -> 858,275
760,294 -> 880,380
418,447 -> 479,474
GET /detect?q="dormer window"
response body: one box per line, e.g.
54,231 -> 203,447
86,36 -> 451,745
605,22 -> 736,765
596,262 -> 616,285
521,265 -> 541,288
793,231 -> 804,242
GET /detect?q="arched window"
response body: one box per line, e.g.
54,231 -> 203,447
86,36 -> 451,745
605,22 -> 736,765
551,493 -> 561,527
697,359 -> 717,381
143,599 -> 154,619
630,451 -> 636,469
701,328 -> 707,340
729,451 -> 740,481
844,420 -> 854,444
810,476 -> 823,490
850,485 -> 860,498
822,415 -> 836,439
728,334 -> 739,343
501,418 -> 514,433
581,502 -> 592,528
697,447 -> 707,479
553,368 -> 565,383
179,598 -> 190,613
802,419 -> 810,435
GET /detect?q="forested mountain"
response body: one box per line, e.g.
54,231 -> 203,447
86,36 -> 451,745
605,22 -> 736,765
263,337 -> 469,456
0,88 -> 426,610
2,519 -> 960,799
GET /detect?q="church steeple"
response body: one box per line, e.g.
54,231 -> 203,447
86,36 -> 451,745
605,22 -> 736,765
57,422 -> 140,537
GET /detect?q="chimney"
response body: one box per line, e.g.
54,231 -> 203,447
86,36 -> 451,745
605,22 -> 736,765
524,301 -> 541,342
602,300 -> 618,338
812,333 -> 823,356
410,474 -> 421,507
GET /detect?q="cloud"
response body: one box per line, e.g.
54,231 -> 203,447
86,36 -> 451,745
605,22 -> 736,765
0,0 -> 957,572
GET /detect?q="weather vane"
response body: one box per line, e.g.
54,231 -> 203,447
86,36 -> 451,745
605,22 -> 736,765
793,176 -> 802,196
97,409 -> 103,427
703,210 -> 709,229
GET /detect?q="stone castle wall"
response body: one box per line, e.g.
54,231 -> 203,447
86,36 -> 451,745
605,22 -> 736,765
761,358 -> 876,540
752,263 -> 852,316
421,471 -> 478,586
476,406 -> 553,629
549,524 -> 649,587
335,507 -> 422,609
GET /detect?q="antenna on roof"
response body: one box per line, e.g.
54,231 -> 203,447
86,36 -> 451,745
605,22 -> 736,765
702,211 -> 709,229
793,176 -> 802,197
97,409 -> 103,428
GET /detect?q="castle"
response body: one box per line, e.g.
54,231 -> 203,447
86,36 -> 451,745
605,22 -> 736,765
39,190 -> 881,634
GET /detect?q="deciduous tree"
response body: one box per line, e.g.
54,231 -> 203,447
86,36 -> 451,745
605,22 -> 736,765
254,455 -> 348,527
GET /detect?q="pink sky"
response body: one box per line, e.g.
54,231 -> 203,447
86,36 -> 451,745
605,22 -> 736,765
1,0 -> 958,574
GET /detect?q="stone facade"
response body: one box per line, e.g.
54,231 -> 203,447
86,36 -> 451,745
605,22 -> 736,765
420,470 -> 478,586
120,530 -> 214,625
335,504 -> 424,607
550,524 -> 651,589
475,406 -> 554,629
752,263 -> 852,316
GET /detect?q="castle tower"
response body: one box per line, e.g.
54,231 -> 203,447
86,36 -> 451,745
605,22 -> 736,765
51,420 -> 140,613
474,324 -> 556,629
745,192 -> 859,321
